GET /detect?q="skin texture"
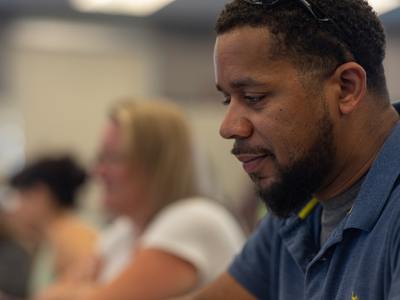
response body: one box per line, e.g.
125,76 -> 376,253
179,25 -> 399,299
215,26 -> 399,206
216,27 -> 328,182
215,26 -> 334,216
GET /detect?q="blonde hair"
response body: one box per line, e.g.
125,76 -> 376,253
109,99 -> 198,212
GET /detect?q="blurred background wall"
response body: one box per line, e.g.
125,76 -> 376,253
0,0 -> 399,218
384,8 -> 400,101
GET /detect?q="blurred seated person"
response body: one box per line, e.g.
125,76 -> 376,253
6,155 -> 98,295
37,99 -> 245,300
0,213 -> 32,299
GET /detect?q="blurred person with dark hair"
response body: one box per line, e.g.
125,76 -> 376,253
0,214 -> 32,299
36,99 -> 245,300
6,155 -> 98,296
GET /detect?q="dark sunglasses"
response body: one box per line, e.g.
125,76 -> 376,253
243,0 -> 350,48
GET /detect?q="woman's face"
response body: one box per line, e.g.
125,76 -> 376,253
93,120 -> 149,218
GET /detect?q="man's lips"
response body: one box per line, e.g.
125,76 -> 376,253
236,154 -> 269,173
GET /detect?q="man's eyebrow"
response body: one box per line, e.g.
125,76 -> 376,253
230,78 -> 264,89
216,78 -> 266,92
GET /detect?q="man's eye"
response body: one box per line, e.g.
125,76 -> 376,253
244,95 -> 265,104
221,96 -> 231,106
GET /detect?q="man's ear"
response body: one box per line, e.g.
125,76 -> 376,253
331,62 -> 367,115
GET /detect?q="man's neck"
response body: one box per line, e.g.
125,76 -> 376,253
316,105 -> 399,202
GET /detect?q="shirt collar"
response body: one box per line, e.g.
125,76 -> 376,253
344,122 -> 400,232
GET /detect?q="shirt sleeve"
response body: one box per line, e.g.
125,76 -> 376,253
139,198 -> 245,284
387,210 -> 400,299
228,216 -> 275,299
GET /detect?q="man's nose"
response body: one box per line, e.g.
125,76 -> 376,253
219,103 -> 253,140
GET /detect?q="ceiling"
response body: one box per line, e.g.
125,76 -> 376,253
0,0 -> 398,35
0,0 -> 228,34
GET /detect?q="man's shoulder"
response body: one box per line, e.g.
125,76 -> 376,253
252,214 -> 286,237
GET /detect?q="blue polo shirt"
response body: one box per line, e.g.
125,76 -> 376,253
229,122 -> 400,300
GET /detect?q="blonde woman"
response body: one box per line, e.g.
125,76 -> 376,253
38,99 -> 245,300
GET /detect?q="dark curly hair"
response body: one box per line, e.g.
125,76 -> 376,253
9,155 -> 87,209
215,0 -> 388,97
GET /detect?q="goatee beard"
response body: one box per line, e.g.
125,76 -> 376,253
256,115 -> 335,218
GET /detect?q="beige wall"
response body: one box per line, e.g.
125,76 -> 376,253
385,37 -> 400,101
1,18 -> 252,216
7,19 -> 161,162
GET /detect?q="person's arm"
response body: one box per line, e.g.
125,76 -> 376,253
177,272 -> 256,300
50,218 -> 98,279
36,247 -> 198,300
85,247 -> 198,300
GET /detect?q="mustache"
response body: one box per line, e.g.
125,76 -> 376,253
231,141 -> 273,156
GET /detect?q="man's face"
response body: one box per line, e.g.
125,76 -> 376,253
214,26 -> 336,217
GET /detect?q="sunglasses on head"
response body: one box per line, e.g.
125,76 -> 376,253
242,0 -> 349,48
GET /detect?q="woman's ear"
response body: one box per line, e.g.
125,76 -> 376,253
332,62 -> 367,115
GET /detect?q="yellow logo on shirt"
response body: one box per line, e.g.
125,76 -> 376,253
352,292 -> 359,300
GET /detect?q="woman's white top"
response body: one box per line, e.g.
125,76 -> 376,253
98,197 -> 245,285
98,217 -> 136,283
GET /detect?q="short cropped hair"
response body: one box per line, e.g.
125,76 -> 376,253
10,155 -> 87,208
216,0 -> 388,97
